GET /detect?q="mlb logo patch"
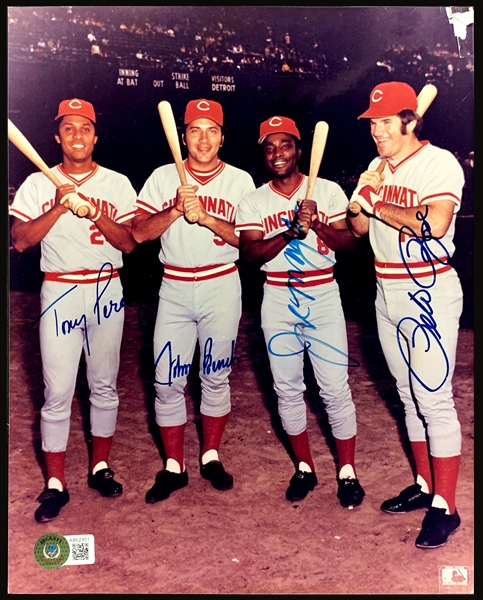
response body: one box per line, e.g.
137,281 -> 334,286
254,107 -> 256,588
439,566 -> 470,587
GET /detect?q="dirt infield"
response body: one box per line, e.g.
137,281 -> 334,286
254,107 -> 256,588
8,289 -> 474,594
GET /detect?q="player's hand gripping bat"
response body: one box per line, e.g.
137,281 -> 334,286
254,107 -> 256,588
7,119 -> 92,218
348,83 -> 438,214
158,101 -> 199,223
296,120 -> 329,235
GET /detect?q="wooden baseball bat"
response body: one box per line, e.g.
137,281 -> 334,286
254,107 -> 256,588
299,121 -> 329,234
306,121 -> 329,199
158,101 -> 198,223
415,83 -> 438,119
8,119 -> 90,217
349,84 -> 438,214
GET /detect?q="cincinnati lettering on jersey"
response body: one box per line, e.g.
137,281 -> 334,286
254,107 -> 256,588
88,198 -> 119,220
380,185 -> 418,207
263,209 -> 328,235
161,195 -> 235,220
41,197 -> 118,220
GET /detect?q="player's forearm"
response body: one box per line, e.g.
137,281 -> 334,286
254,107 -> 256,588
200,215 -> 239,248
94,217 -> 136,253
376,203 -> 450,239
241,231 -> 295,265
10,205 -> 66,252
346,211 -> 370,237
311,221 -> 356,252
132,207 -> 183,243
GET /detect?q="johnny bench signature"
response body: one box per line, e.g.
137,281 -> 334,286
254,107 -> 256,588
154,338 -> 236,385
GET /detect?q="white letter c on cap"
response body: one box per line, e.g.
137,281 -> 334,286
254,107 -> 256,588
68,99 -> 83,110
371,90 -> 383,103
268,117 -> 283,127
196,100 -> 210,111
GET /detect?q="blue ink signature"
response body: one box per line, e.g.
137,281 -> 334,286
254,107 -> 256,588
396,206 -> 449,391
155,340 -> 191,386
203,338 -> 235,374
94,262 -> 124,325
267,219 -> 359,368
35,262 -> 124,356
155,337 -> 235,385
398,205 -> 450,290
269,326 -> 360,367
281,216 -> 335,272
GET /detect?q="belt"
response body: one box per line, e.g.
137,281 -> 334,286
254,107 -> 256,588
163,263 -> 237,282
375,258 -> 453,279
265,267 -> 334,287
44,268 -> 119,284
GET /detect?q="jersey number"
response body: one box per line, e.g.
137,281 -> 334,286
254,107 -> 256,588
213,235 -> 227,246
317,238 -> 329,255
90,224 -> 105,245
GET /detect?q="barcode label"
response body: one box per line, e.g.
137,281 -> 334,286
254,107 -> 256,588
63,535 -> 95,566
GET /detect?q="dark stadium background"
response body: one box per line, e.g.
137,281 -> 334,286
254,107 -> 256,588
7,6 -> 474,327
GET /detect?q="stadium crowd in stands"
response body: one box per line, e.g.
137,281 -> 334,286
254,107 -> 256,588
8,6 -> 474,84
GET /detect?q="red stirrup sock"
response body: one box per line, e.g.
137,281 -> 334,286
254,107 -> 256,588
159,424 -> 186,473
288,430 -> 315,472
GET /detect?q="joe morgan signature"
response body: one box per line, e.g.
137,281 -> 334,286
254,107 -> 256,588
155,338 -> 236,386
268,226 -> 359,368
397,205 -> 450,391
34,262 -> 124,355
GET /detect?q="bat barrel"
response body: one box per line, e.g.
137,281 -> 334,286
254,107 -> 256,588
158,101 -> 198,222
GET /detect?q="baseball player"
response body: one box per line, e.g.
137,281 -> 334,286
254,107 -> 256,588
9,98 -> 138,522
235,116 -> 365,508
132,99 -> 255,502
347,81 -> 465,549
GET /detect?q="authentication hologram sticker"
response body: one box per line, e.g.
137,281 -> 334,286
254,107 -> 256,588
34,533 -> 70,570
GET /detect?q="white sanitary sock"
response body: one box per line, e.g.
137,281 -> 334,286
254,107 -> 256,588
201,449 -> 219,465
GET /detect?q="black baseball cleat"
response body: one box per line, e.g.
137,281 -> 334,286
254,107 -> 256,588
380,483 -> 432,514
145,469 -> 189,503
415,507 -> 461,549
200,460 -> 234,490
88,468 -> 123,497
337,478 -> 365,508
34,488 -> 70,523
286,470 -> 318,502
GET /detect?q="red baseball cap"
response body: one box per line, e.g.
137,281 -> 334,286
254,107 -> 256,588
258,116 -> 301,144
358,82 -> 418,119
184,99 -> 223,126
55,98 -> 96,123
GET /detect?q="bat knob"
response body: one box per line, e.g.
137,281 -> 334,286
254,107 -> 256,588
63,192 -> 92,218
348,201 -> 362,214
186,213 -> 199,223
76,205 -> 90,218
